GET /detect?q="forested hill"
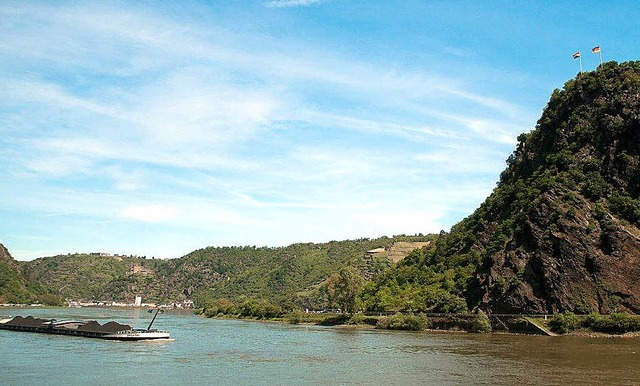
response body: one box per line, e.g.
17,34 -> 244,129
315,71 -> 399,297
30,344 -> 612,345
17,235 -> 432,306
368,61 -> 640,315
0,243 -> 63,305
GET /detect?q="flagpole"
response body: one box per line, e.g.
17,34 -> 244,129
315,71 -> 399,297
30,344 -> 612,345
579,56 -> 583,73
592,46 -> 603,68
599,50 -> 603,66
573,51 -> 582,74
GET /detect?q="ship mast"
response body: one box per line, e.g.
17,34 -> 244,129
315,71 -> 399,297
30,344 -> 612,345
147,309 -> 161,331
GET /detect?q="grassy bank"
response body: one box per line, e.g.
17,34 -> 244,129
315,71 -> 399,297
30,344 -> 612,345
196,309 -> 495,333
546,312 -> 640,335
197,306 -> 640,336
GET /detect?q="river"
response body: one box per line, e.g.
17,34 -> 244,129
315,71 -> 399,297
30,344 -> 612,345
1,308 -> 638,385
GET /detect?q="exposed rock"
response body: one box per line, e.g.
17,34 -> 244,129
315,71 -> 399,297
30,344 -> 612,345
0,243 -> 15,265
467,61 -> 640,313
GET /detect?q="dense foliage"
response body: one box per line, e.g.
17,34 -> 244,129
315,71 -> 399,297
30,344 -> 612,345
361,245 -> 472,313
179,235 -> 432,309
22,253 -> 165,302
375,313 -> 429,331
0,244 -> 64,305
0,260 -> 36,304
17,235 -> 432,307
549,312 -> 640,334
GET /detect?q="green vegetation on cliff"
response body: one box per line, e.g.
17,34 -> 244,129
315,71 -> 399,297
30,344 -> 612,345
0,244 -> 63,305
367,61 -> 640,315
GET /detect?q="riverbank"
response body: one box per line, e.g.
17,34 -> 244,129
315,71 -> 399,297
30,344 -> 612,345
196,309 -> 640,337
7,306 -> 636,337
197,310 -> 527,334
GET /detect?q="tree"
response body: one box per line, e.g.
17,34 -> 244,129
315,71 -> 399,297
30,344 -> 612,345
324,272 -> 340,310
334,267 -> 365,314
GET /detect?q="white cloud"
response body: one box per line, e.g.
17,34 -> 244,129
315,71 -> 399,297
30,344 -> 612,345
132,70 -> 278,147
24,154 -> 95,178
121,204 -> 179,223
298,111 -> 459,142
106,166 -> 147,192
2,80 -> 124,120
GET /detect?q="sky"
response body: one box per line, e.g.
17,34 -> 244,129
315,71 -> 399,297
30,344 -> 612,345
1,1 -> 639,261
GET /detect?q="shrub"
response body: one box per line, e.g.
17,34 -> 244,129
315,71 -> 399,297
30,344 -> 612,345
286,309 -> 305,324
470,310 -> 492,333
239,299 -> 283,319
581,172 -> 609,199
201,298 -> 238,317
318,314 -> 351,326
586,313 -> 640,333
37,293 -> 65,307
608,194 -> 640,224
203,307 -> 218,318
376,313 -> 429,331
549,311 -> 582,334
349,312 -> 379,326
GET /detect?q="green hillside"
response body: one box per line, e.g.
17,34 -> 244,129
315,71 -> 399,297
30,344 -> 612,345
0,243 -> 63,305
22,253 -> 164,302
18,235 -> 432,307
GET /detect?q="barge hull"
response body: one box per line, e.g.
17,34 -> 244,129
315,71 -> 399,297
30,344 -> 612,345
0,317 -> 171,341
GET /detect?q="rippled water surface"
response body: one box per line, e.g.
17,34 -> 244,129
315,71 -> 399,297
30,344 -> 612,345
1,308 -> 639,385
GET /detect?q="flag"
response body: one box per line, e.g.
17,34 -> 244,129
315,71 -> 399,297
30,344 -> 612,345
592,46 -> 601,53
573,52 -> 581,59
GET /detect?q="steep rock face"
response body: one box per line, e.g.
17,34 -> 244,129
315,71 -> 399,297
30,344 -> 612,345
477,188 -> 640,313
468,61 -> 640,313
0,242 -> 14,264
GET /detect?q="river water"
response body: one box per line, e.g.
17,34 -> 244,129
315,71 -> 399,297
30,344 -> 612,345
1,308 -> 639,385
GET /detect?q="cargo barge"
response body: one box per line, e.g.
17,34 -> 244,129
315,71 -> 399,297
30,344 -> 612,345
0,310 -> 171,341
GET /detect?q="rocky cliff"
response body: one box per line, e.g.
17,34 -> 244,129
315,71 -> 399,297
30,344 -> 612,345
0,242 -> 14,264
462,61 -> 640,313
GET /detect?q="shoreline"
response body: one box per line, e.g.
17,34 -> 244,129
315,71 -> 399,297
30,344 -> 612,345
198,312 -> 640,338
4,306 -> 638,338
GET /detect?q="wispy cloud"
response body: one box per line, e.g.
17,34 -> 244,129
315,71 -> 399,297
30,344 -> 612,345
0,2 -> 538,259
121,204 -> 180,223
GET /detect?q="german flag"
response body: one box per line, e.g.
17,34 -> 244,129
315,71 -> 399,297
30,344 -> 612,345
572,52 -> 581,59
592,46 -> 601,53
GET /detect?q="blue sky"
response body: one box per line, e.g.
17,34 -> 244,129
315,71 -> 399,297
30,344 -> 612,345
1,1 -> 638,260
